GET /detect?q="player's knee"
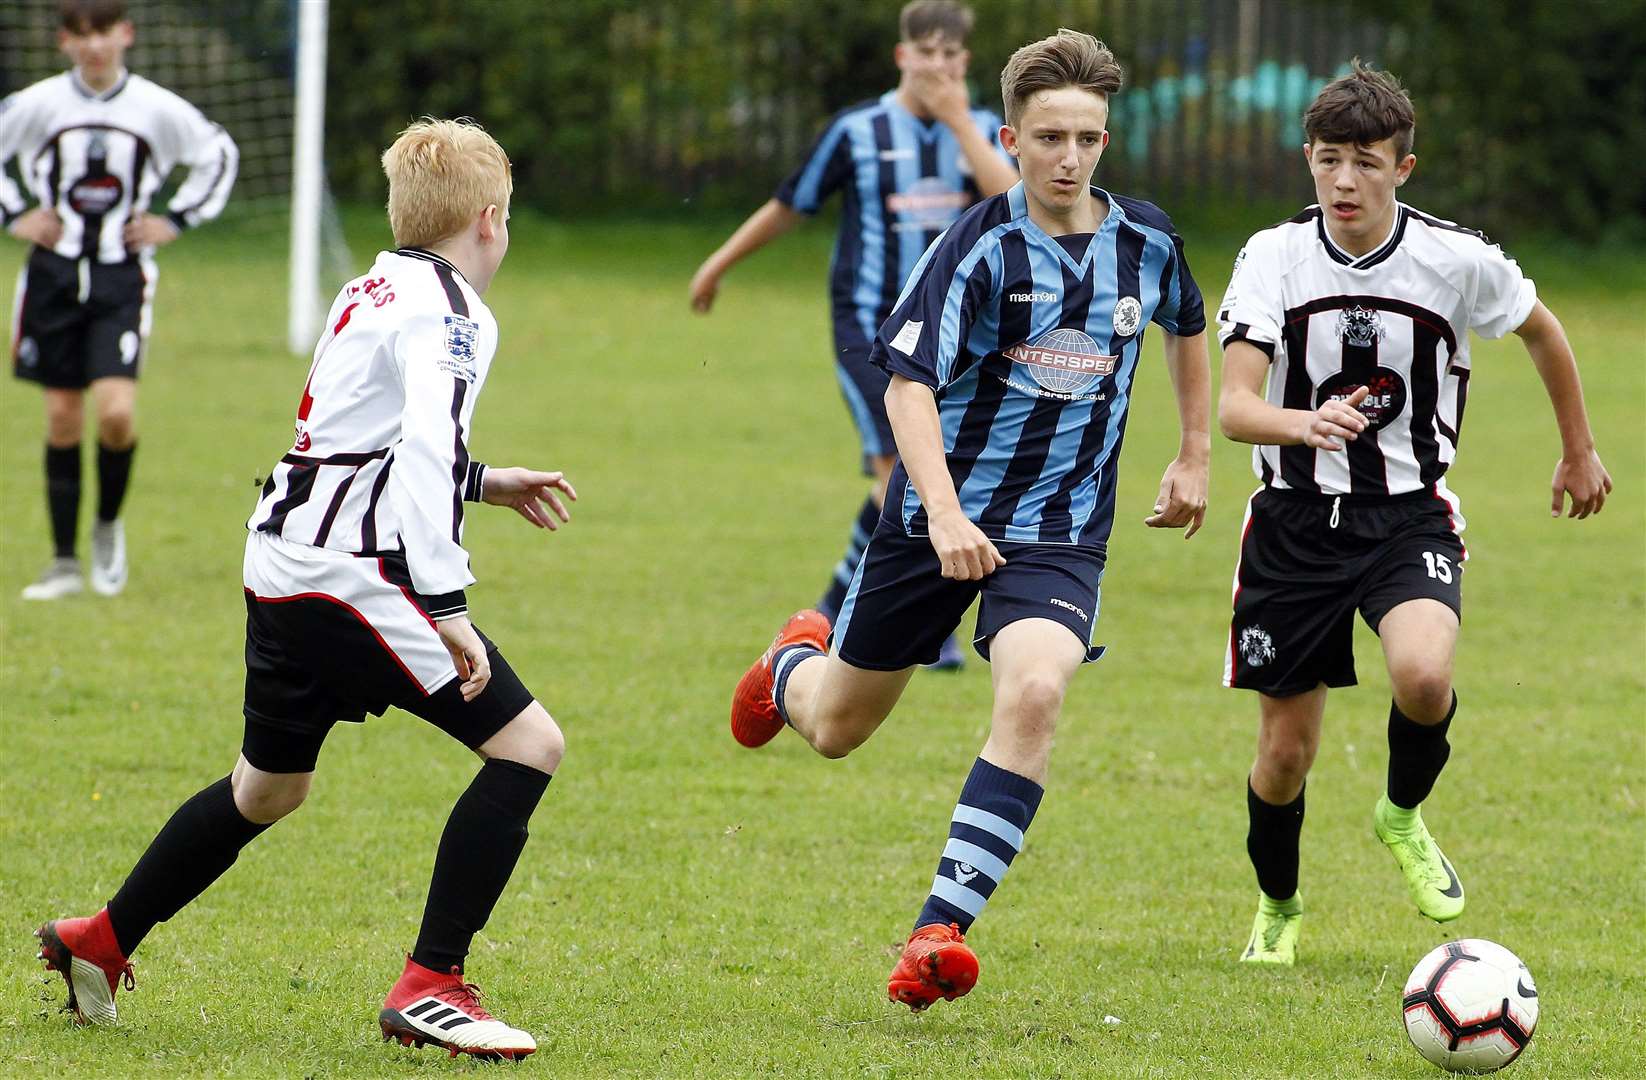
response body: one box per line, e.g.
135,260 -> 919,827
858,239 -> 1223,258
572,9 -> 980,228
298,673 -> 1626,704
1004,670 -> 1067,726
1258,731 -> 1317,783
97,408 -> 136,447
1392,670 -> 1453,724
234,772 -> 310,824
45,403 -> 82,444
482,702 -> 564,774
811,727 -> 864,759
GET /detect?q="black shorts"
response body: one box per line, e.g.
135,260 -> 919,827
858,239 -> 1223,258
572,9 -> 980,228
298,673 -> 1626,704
241,590 -> 535,773
11,247 -> 151,388
830,316 -> 895,470
1225,486 -> 1467,697
832,519 -> 1108,670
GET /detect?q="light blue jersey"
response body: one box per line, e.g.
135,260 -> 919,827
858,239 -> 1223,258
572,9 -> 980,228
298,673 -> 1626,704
870,183 -> 1206,552
775,91 -> 1012,346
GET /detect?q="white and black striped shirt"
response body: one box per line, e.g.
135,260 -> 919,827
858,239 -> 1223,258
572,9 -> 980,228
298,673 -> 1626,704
0,69 -> 237,263
246,249 -> 495,619
1217,203 -> 1536,497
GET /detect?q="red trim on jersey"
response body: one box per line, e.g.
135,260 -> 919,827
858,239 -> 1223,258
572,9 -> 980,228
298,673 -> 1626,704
245,587 -> 430,697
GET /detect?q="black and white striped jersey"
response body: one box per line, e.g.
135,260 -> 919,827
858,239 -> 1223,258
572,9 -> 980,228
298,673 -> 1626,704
246,249 -> 497,618
1217,203 -> 1536,497
0,69 -> 237,263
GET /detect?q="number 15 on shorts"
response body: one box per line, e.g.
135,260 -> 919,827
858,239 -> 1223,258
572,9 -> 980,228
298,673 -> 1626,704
1421,551 -> 1453,584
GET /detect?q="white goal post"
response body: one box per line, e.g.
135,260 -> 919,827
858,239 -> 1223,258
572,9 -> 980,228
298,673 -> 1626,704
286,0 -> 329,354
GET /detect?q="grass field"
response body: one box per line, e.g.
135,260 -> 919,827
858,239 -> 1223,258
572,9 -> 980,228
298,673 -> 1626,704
1,211 -> 1642,1078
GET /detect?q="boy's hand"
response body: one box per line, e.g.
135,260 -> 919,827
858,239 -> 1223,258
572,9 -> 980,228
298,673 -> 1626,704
689,263 -> 721,313
1145,456 -> 1209,538
908,69 -> 970,125
928,505 -> 1006,581
7,208 -> 62,247
123,213 -> 180,250
483,466 -> 577,529
1299,385 -> 1370,450
1551,450 -> 1611,519
436,615 -> 490,701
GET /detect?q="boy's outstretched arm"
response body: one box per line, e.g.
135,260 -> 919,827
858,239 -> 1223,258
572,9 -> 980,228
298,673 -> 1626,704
1513,301 -> 1611,518
689,199 -> 803,313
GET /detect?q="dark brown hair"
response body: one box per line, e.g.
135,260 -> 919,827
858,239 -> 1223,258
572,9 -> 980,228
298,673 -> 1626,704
1000,29 -> 1123,126
1303,59 -> 1416,158
59,0 -> 127,33
900,0 -> 973,44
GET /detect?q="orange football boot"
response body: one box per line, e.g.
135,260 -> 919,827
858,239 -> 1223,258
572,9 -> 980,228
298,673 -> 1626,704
887,922 -> 979,1012
729,609 -> 831,747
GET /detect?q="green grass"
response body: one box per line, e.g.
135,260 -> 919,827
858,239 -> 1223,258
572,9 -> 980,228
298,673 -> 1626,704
1,210 -> 1642,1078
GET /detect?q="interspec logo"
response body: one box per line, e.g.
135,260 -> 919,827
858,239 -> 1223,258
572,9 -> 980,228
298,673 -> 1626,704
1002,327 -> 1118,397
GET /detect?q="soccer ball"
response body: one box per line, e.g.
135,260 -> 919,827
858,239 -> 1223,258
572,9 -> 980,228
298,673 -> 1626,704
1402,939 -> 1539,1073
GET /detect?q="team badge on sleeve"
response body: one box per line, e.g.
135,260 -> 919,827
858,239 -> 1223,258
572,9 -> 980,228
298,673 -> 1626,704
440,316 -> 479,382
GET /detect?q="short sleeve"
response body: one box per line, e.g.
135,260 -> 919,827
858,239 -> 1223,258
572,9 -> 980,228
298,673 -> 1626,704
1153,231 -> 1206,336
1468,243 -> 1537,340
774,115 -> 852,215
869,222 -> 997,389
1217,238 -> 1283,359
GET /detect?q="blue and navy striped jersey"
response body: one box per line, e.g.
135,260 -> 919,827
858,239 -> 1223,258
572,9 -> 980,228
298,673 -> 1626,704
870,183 -> 1206,552
774,91 -> 1013,345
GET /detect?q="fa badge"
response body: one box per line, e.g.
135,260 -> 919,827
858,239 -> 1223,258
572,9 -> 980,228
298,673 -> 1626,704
439,315 -> 479,382
1112,296 -> 1142,337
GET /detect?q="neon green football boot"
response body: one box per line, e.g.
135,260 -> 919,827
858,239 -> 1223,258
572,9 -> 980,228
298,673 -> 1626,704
1239,892 -> 1302,966
1374,795 -> 1465,922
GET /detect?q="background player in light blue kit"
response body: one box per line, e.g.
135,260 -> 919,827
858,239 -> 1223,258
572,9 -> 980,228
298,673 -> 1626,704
730,28 -> 1211,1012
690,0 -> 1017,668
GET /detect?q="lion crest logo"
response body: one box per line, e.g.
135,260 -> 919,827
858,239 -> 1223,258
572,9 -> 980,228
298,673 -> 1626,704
1239,626 -> 1277,668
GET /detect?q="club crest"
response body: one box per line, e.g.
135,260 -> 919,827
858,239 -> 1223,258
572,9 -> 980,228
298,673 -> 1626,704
1335,305 -> 1386,347
1113,296 -> 1143,337
1239,626 -> 1276,668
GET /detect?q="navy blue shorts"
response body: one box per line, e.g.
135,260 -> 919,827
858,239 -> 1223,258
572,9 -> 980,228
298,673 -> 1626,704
832,520 -> 1107,670
832,319 -> 895,470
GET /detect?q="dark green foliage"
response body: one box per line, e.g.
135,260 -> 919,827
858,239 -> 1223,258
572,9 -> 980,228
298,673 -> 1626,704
1341,0 -> 1646,240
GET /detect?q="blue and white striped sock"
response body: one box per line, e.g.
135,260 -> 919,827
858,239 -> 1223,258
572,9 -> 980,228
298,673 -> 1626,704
915,758 -> 1044,932
818,496 -> 879,622
771,643 -> 824,726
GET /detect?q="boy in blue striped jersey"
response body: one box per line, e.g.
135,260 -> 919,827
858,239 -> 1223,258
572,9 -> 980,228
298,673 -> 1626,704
731,29 -> 1211,1011
691,1 -> 1017,669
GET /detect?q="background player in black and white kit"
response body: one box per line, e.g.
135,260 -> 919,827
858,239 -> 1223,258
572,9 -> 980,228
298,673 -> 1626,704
35,118 -> 575,1061
1215,63 -> 1612,965
3,0 -> 238,600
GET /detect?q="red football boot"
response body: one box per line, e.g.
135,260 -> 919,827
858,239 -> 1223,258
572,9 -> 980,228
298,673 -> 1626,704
729,609 -> 831,748
36,909 -> 135,1025
380,955 -> 536,1060
887,922 -> 979,1012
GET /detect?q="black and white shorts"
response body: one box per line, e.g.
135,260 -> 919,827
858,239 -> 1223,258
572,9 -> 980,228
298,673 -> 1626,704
240,533 -> 534,773
11,247 -> 153,388
1224,485 -> 1467,697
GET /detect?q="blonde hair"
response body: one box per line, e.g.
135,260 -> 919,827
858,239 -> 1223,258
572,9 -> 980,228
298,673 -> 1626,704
381,118 -> 512,248
1000,29 -> 1123,126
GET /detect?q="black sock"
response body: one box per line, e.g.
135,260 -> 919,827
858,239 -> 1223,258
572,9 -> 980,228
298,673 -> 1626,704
96,441 -> 136,523
1387,693 -> 1455,809
412,759 -> 551,974
1246,779 -> 1305,901
106,776 -> 272,957
45,443 -> 81,558
818,496 -> 879,622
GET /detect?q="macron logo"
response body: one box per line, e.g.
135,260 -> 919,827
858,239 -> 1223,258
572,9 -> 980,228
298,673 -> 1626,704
1010,291 -> 1058,303
1049,597 -> 1089,622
